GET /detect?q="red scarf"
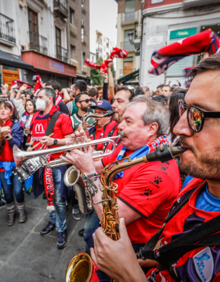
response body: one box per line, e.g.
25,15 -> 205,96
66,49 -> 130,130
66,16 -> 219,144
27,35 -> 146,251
31,106 -> 58,210
0,119 -> 14,163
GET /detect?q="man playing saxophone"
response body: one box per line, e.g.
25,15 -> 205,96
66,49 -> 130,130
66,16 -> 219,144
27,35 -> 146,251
61,95 -> 181,269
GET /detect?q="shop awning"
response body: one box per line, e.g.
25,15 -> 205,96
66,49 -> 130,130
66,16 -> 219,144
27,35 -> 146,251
0,50 -> 34,71
118,69 -> 139,84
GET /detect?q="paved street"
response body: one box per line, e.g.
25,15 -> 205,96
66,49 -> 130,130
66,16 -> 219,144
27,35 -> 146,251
0,194 -> 86,282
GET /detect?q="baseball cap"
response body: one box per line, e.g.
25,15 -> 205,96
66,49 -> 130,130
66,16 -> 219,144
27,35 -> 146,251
91,99 -> 112,111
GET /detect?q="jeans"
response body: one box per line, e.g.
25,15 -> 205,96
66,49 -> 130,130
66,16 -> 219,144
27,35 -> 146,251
84,209 -> 100,254
49,167 -> 67,233
0,171 -> 24,205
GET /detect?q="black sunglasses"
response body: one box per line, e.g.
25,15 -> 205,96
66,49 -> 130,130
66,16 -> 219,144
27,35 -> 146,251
179,99 -> 220,133
78,99 -> 92,104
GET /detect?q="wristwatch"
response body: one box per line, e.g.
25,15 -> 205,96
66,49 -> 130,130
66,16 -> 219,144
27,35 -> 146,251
5,134 -> 11,140
53,139 -> 58,145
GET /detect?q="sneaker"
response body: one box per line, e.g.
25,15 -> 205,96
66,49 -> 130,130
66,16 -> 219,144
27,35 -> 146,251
72,207 -> 81,221
40,221 -> 55,236
57,231 -> 67,249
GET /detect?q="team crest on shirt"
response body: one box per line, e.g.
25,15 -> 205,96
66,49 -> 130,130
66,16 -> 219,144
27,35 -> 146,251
193,247 -> 214,282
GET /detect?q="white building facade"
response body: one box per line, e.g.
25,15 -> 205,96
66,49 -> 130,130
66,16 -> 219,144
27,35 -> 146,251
140,0 -> 220,90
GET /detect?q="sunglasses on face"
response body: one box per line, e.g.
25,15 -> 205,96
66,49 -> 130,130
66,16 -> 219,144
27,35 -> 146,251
179,99 -> 220,133
79,99 -> 92,104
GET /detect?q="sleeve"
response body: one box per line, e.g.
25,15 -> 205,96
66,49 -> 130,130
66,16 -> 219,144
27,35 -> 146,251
60,114 -> 74,136
118,164 -> 177,218
103,83 -> 108,101
72,100 -> 78,115
66,101 -> 73,115
13,99 -> 25,120
59,102 -> 70,115
8,123 -> 24,149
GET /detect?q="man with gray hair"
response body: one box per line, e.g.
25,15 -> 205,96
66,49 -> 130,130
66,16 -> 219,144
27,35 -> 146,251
143,86 -> 150,95
61,95 -> 181,264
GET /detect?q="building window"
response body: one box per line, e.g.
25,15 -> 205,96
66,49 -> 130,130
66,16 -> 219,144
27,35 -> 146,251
28,7 -> 39,48
125,0 -> 136,22
70,8 -> 74,25
81,0 -> 84,9
70,45 -> 75,59
81,27 -> 84,42
124,29 -> 134,51
123,56 -> 134,76
82,52 -> 85,67
56,27 -> 61,59
106,38 -> 109,48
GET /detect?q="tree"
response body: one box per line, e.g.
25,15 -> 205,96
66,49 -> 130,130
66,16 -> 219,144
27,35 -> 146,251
90,57 -> 104,86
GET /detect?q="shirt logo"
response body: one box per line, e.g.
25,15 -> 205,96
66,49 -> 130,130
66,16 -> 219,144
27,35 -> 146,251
193,247 -> 213,282
35,124 -> 45,134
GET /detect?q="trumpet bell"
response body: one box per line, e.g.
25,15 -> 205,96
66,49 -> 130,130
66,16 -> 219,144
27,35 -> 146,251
64,166 -> 80,187
65,253 -> 93,282
13,145 -> 25,167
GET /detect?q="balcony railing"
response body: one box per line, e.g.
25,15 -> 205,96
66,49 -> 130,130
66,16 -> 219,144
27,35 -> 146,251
82,35 -> 87,45
29,31 -> 48,54
121,11 -> 138,23
70,24 -> 77,37
120,69 -> 136,76
0,13 -> 16,44
56,45 -> 68,62
81,4 -> 87,14
54,0 -> 68,18
97,38 -> 102,44
121,41 -> 135,52
82,65 -> 87,74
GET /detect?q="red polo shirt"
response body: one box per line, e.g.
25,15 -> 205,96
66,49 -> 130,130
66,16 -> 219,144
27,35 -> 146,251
102,144 -> 181,244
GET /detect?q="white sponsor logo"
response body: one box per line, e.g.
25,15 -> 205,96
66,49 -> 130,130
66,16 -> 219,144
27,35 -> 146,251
193,247 -> 214,282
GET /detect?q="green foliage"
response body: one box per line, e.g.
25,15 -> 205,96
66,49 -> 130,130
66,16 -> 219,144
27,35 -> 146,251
90,57 -> 104,86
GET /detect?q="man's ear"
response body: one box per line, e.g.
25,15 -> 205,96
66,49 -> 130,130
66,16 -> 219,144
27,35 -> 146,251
76,89 -> 81,95
148,122 -> 159,137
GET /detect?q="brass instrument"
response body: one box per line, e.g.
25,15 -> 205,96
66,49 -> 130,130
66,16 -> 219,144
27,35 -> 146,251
65,143 -> 186,282
82,111 -> 113,136
13,136 -> 119,185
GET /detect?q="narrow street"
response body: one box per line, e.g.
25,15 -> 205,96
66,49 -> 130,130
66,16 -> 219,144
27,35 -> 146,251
0,194 -> 85,282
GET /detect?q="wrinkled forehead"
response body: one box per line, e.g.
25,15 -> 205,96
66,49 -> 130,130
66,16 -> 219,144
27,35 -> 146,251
185,70 -> 220,111
38,89 -> 46,98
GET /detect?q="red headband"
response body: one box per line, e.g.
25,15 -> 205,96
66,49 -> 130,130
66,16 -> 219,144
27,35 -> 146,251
6,101 -> 15,111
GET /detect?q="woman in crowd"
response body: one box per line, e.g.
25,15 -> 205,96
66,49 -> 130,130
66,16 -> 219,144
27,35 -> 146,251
0,101 -> 25,226
20,99 -> 37,149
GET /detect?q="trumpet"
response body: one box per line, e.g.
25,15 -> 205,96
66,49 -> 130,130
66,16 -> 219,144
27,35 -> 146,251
13,136 -> 119,187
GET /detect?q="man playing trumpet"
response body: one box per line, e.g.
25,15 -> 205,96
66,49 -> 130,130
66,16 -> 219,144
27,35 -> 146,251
61,95 -> 181,272
29,87 -> 73,249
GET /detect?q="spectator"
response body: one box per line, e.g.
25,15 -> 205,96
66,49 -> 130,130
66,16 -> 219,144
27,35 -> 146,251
143,86 -> 150,95
156,84 -> 163,95
162,84 -> 172,97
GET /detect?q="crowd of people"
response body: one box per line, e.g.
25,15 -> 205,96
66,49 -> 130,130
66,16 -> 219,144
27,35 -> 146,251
0,53 -> 220,281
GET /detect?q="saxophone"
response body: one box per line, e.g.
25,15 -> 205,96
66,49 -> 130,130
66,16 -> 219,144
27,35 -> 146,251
65,143 -> 186,282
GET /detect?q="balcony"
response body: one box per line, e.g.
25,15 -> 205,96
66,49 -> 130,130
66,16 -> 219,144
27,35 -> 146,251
54,0 -> 68,18
70,59 -> 79,69
82,65 -> 87,74
70,24 -> 77,38
82,35 -> 87,45
56,45 -> 68,63
121,11 -> 138,24
121,41 -> 135,52
97,37 -> 102,44
120,68 -> 136,76
0,13 -> 16,46
81,4 -> 87,14
183,0 -> 220,8
28,31 -> 48,55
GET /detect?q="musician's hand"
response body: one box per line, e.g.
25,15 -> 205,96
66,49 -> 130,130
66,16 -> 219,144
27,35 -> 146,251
1,126 -> 11,136
41,136 -> 54,146
27,146 -> 33,152
1,84 -> 9,95
90,218 -> 147,282
61,130 -> 95,174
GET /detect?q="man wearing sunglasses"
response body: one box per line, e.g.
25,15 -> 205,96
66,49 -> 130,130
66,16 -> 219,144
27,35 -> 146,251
70,92 -> 94,132
81,53 -> 220,282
